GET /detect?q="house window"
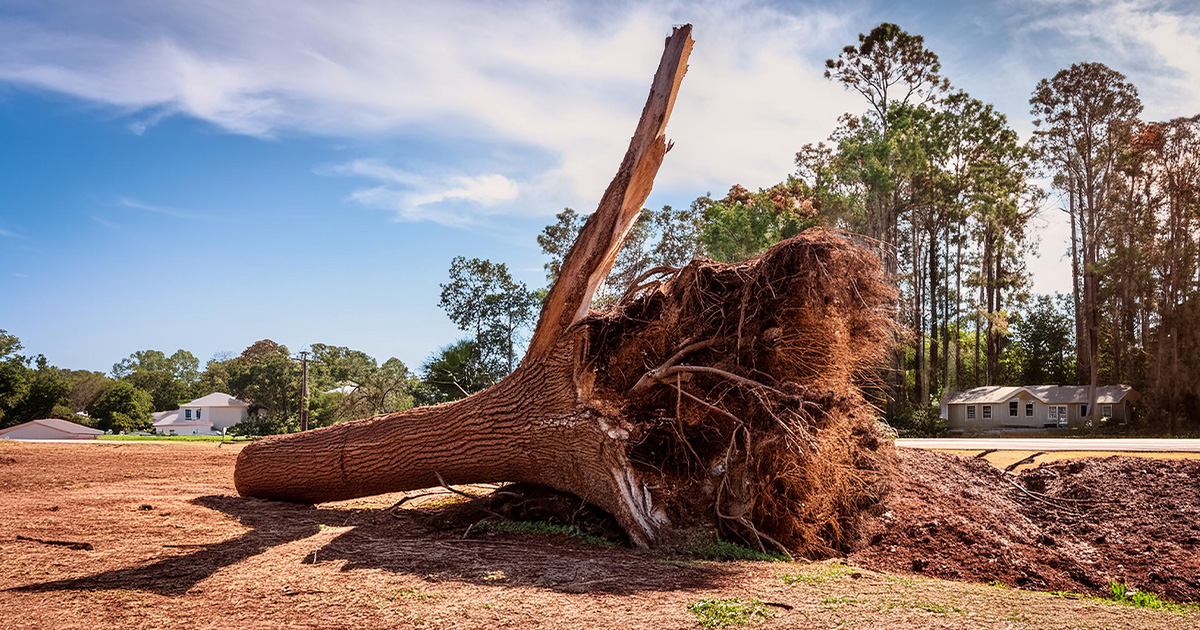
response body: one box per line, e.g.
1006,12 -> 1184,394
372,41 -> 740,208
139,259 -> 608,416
1009,401 -> 1018,417
967,405 -> 976,420
983,405 -> 993,419
1080,404 -> 1089,418
1025,402 -> 1034,417
185,409 -> 192,420
196,409 -> 202,420
1102,405 -> 1113,418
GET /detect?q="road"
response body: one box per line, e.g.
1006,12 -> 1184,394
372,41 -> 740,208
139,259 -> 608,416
896,437 -> 1200,452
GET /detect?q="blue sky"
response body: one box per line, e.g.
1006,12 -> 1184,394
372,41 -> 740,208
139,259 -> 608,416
2,0 -> 1199,373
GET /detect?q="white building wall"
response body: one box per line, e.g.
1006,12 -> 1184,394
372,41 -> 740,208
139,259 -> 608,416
180,405 -> 247,431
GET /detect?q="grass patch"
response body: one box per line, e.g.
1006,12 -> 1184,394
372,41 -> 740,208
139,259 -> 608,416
98,435 -> 250,442
473,521 -> 613,547
1108,582 -> 1199,614
690,538 -> 789,562
821,596 -> 855,608
687,598 -> 774,627
916,603 -> 962,614
781,562 -> 856,585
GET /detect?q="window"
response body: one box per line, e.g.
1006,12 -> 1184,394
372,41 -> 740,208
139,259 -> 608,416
1056,406 -> 1068,426
1048,406 -> 1057,420
1009,401 -> 1019,417
983,405 -> 993,419
967,405 -> 976,420
1026,402 -> 1034,417
196,409 -> 202,420
1102,405 -> 1113,418
1080,404 -> 1089,418
185,409 -> 192,420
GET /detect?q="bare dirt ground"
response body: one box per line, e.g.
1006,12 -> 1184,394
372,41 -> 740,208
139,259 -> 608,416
851,450 -> 1200,603
1,441 -> 1196,629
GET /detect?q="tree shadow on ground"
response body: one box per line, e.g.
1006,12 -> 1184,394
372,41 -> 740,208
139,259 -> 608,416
11,494 -> 733,596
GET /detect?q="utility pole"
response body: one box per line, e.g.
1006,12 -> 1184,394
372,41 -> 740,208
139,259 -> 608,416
299,350 -> 310,432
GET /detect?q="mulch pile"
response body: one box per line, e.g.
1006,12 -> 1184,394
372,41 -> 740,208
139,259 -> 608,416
851,449 -> 1200,602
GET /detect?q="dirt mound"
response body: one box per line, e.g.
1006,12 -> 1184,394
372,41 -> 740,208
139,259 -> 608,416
851,449 -> 1200,602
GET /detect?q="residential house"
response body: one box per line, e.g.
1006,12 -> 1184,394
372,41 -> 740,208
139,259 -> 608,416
940,385 -> 1139,431
0,418 -> 103,440
153,392 -> 249,435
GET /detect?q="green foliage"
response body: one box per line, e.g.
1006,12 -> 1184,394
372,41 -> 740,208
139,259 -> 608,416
689,538 -> 789,562
112,349 -> 200,411
89,381 -> 154,432
440,256 -> 538,373
1108,582 -> 1198,614
473,520 -> 614,547
824,22 -> 949,126
537,204 -> 701,302
781,563 -> 858,584
687,598 -> 774,628
1012,293 -> 1075,384
421,340 -> 501,403
99,434 -> 249,442
698,182 -> 817,263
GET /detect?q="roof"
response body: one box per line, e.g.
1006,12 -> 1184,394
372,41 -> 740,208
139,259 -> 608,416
943,385 -> 1138,405
182,393 -> 249,408
0,418 -> 103,437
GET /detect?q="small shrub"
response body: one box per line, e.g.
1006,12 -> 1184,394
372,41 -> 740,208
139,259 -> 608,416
473,520 -> 613,547
1108,582 -> 1198,614
691,538 -> 789,562
781,562 -> 856,584
687,598 -> 773,628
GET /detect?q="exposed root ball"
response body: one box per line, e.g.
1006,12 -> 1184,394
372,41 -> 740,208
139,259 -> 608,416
581,227 -> 899,557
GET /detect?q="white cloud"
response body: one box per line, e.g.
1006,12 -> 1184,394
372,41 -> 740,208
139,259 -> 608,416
330,159 -> 520,226
0,227 -> 21,238
0,0 -> 863,224
114,196 -> 203,219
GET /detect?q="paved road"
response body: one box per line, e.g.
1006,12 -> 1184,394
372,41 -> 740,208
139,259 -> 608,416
896,437 -> 1200,452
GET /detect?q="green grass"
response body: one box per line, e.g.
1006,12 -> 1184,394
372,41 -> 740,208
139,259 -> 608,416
781,562 -> 857,585
687,598 -> 774,627
690,538 -> 789,562
821,595 -> 855,608
916,603 -> 963,614
1108,582 -> 1199,614
98,434 -> 251,442
1048,584 -> 1198,615
473,520 -> 614,547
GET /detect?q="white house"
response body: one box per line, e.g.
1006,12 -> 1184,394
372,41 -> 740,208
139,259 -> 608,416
941,385 -> 1139,431
153,393 -> 249,435
0,418 -> 103,440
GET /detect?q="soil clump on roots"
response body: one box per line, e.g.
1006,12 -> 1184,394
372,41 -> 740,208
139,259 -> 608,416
851,449 -> 1200,603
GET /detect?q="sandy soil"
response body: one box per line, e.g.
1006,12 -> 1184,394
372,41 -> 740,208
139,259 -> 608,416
1,441 -> 1195,629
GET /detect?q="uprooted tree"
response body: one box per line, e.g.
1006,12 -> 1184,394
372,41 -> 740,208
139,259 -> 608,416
235,24 -> 898,558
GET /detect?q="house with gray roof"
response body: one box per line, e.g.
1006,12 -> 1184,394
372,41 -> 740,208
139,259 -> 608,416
152,392 -> 249,435
940,385 -> 1139,431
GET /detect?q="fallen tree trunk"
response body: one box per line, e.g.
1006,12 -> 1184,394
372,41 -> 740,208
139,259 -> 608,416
236,24 -> 897,556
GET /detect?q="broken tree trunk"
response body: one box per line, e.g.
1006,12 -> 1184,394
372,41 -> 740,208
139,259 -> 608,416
235,24 -> 897,556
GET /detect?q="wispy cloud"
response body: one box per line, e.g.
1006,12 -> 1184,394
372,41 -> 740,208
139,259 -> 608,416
0,227 -> 21,238
0,0 -> 863,225
329,159 -> 520,226
1006,0 -> 1200,120
11,272 -> 29,278
91,215 -> 122,230
113,196 -> 203,219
